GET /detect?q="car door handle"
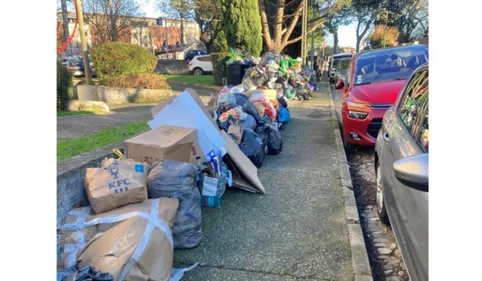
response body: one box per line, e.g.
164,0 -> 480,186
383,132 -> 390,142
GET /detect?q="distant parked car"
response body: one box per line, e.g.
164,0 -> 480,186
328,53 -> 353,85
188,55 -> 213,75
184,49 -> 207,61
374,63 -> 428,281
335,44 -> 428,148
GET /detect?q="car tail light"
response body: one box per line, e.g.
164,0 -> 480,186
189,62 -> 192,67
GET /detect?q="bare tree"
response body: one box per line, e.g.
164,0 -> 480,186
349,0 -> 382,52
157,0 -> 195,45
258,0 -> 350,53
84,0 -> 143,44
193,0 -> 222,51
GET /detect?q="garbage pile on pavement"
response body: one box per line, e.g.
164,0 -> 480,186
57,89 -> 267,281
57,51 -> 316,281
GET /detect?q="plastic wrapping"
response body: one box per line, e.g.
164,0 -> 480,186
250,94 -> 277,121
218,106 -> 248,123
57,198 -> 178,279
147,160 -> 203,249
228,84 -> 246,95
217,92 -> 237,109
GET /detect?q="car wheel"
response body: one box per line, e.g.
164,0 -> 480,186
193,68 -> 203,76
376,163 -> 390,225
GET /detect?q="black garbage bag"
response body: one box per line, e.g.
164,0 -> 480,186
239,128 -> 265,168
242,100 -> 261,123
256,123 -> 283,155
60,266 -> 114,281
278,96 -> 288,108
147,160 -> 202,249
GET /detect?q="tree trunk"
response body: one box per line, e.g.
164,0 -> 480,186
61,0 -> 70,55
180,17 -> 185,45
332,29 -> 338,54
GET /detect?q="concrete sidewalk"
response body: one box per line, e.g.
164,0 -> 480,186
174,84 -> 368,281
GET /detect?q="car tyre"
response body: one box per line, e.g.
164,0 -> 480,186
376,163 -> 390,225
193,68 -> 203,76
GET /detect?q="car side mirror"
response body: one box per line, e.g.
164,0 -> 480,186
393,153 -> 429,192
335,79 -> 345,90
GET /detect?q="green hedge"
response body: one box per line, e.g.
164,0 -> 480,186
57,60 -> 72,111
91,42 -> 158,78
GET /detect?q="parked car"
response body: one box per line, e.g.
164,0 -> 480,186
335,44 -> 428,147
188,55 -> 213,75
328,53 -> 353,85
184,49 -> 207,61
374,63 -> 428,281
64,55 -> 97,78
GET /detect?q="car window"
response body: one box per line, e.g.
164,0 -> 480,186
198,56 -> 212,62
346,59 -> 353,87
354,47 -> 428,85
397,68 -> 429,152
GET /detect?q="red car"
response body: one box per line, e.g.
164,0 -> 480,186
335,45 -> 428,146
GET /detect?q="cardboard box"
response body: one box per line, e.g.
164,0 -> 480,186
84,158 -> 149,214
124,125 -> 204,166
149,89 -> 265,194
58,198 -> 179,280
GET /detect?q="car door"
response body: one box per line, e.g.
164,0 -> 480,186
198,55 -> 213,72
379,67 -> 429,281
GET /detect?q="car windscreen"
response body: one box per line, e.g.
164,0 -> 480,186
333,58 -> 351,73
354,48 -> 428,86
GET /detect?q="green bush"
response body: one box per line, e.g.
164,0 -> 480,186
57,60 -> 72,111
91,42 -> 158,78
100,73 -> 169,90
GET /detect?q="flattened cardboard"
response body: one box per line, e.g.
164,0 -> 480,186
124,125 -> 204,165
221,131 -> 265,194
149,89 -> 265,194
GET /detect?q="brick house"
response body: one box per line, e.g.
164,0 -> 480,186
57,12 -> 201,55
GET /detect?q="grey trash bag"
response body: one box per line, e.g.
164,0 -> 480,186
147,160 -> 202,249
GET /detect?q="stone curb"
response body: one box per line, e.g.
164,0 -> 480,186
167,81 -> 223,92
327,87 -> 373,281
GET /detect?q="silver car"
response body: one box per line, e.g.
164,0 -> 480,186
374,63 -> 428,281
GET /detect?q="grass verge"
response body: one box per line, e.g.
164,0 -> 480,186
57,120 -> 149,161
164,74 -> 214,86
57,111 -> 95,118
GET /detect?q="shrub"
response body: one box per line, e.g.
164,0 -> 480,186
57,60 -> 72,111
100,73 -> 169,90
91,42 -> 158,77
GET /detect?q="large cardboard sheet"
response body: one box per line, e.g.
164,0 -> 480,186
149,89 -> 265,194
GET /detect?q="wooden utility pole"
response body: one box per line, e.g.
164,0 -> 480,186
310,0 -> 315,70
301,0 -> 308,65
75,0 -> 92,84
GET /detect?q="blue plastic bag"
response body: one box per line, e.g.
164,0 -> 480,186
278,107 -> 291,123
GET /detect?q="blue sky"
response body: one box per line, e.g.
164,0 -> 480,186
140,0 -> 359,48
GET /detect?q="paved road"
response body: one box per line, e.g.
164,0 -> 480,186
174,85 -> 354,281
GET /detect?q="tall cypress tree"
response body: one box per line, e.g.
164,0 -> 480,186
212,0 -> 263,85
224,0 -> 263,56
